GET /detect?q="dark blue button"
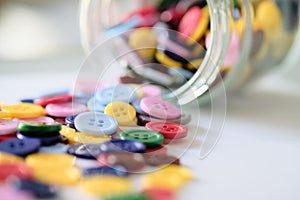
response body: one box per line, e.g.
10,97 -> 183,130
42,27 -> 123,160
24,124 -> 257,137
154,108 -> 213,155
20,98 -> 34,103
11,179 -> 58,198
99,139 -> 146,153
0,138 -> 40,157
65,114 -> 77,128
82,166 -> 128,177
17,132 -> 61,146
67,144 -> 102,159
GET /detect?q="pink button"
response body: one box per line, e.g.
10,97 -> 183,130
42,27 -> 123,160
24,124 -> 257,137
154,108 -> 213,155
142,85 -> 162,98
12,116 -> 55,124
140,97 -> 181,120
45,102 -> 87,117
0,119 -> 18,135
0,185 -> 34,200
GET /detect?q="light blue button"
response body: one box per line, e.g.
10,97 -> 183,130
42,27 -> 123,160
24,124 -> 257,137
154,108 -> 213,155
39,143 -> 68,153
87,97 -> 105,113
95,84 -> 136,105
74,112 -> 118,136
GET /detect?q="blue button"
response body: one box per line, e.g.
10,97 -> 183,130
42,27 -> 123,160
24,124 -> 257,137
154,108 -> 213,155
67,144 -> 103,159
11,179 -> 58,198
65,114 -> 77,128
131,98 -> 148,115
17,132 -> 61,146
87,97 -> 106,113
99,139 -> 146,153
0,138 -> 40,156
39,143 -> 68,153
74,112 -> 118,136
95,84 -> 136,105
82,166 -> 128,177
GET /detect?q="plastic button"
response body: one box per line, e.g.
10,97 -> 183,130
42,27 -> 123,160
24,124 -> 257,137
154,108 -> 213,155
0,152 -> 24,164
34,94 -> 72,106
82,166 -> 128,177
104,102 -> 136,126
26,153 -> 76,168
98,152 -> 146,172
16,132 -> 61,146
1,103 -> 46,119
100,139 -> 146,153
143,154 -> 180,166
0,163 -> 32,181
119,130 -> 164,148
145,121 -> 187,139
74,112 -> 118,136
0,119 -> 18,135
67,143 -> 103,159
46,102 -> 87,117
0,138 -> 40,157
13,116 -> 55,124
96,84 -> 136,105
140,97 -> 181,120
104,193 -> 148,200
65,114 -> 77,128
17,122 -> 61,137
142,187 -> 175,200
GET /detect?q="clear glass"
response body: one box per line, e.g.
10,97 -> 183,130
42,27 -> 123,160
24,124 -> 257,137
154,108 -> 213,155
79,0 -> 299,105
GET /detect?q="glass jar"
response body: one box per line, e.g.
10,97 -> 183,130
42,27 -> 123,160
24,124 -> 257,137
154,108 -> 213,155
79,0 -> 299,105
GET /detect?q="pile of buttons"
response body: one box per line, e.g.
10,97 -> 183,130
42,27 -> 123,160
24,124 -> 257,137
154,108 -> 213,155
104,0 -> 287,89
0,83 -> 192,199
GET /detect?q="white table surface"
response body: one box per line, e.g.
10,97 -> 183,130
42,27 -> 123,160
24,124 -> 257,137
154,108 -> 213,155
1,53 -> 300,200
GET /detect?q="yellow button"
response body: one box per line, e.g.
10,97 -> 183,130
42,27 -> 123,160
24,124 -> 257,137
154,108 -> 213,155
0,111 -> 11,120
80,175 -> 131,196
128,28 -> 157,60
189,6 -> 210,44
32,166 -> 81,186
104,102 -> 136,126
1,103 -> 46,119
26,153 -> 76,169
0,152 -> 24,164
155,51 -> 183,68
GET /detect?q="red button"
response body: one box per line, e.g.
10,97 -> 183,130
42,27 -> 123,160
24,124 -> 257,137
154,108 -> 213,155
34,94 -> 72,106
0,134 -> 16,142
123,6 -> 160,27
0,164 -> 32,181
144,145 -> 168,155
145,121 -> 187,139
143,187 -> 175,200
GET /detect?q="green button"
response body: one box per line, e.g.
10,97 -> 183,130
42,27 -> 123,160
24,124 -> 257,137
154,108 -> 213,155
104,193 -> 149,200
119,130 -> 164,148
18,122 -> 62,137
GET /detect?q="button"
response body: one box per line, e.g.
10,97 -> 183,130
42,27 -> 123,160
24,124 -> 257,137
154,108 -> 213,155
0,119 -> 18,135
0,138 -> 40,157
82,166 -> 128,177
143,154 -> 180,166
34,94 -> 73,106
74,112 -> 118,136
0,134 -> 17,142
0,152 -> 24,164
26,153 -> 76,168
98,152 -> 146,172
104,102 -> 136,126
80,175 -> 132,196
0,185 -> 34,200
45,102 -> 87,117
75,158 -> 99,169
104,193 -> 148,200
67,143 -> 102,159
1,103 -> 46,119
95,84 -> 136,105
87,97 -> 106,112
142,187 -> 175,200
155,51 -> 183,68
128,28 -> 158,59
142,85 -> 162,98
17,122 -> 61,137
144,145 -> 168,155
16,132 -> 61,146
65,114 -> 77,128
0,163 -> 32,181
13,116 -> 55,124
77,132 -> 111,144
123,6 -> 160,27
131,98 -> 147,115
178,6 -> 209,42
11,179 -> 58,199
140,97 -> 181,120
119,130 -> 164,148
100,139 -> 146,153
39,143 -> 68,153
145,121 -> 187,139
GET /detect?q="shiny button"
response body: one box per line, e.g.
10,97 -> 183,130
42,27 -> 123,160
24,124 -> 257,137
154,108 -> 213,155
46,102 -> 87,117
34,94 -> 72,106
0,138 -> 40,157
119,130 -> 164,148
100,139 -> 146,153
26,153 -> 76,168
17,122 -> 61,137
1,103 -> 46,119
104,102 -> 136,126
0,152 -> 24,164
82,166 -> 128,177
0,163 -> 32,181
74,112 -> 118,136
13,116 -> 55,124
145,121 -> 187,139
0,119 -> 18,135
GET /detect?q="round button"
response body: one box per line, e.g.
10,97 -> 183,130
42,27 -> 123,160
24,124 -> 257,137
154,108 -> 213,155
17,122 -> 61,137
100,139 -> 146,153
95,84 -> 136,105
74,112 -> 118,136
67,143 -> 103,159
82,166 -> 128,177
140,97 -> 181,120
0,152 -> 24,164
0,119 -> 18,135
0,163 -> 32,181
77,132 -> 111,144
34,94 -> 73,106
16,132 -> 61,146
97,152 -> 146,172
0,185 -> 34,200
65,114 -> 77,128
13,116 -> 55,124
46,102 -> 87,117
0,138 -> 40,157
104,102 -> 136,126
119,130 -> 164,148
143,154 -> 180,166
26,153 -> 76,169
1,103 -> 46,119
142,187 -> 175,200
145,121 -> 187,139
